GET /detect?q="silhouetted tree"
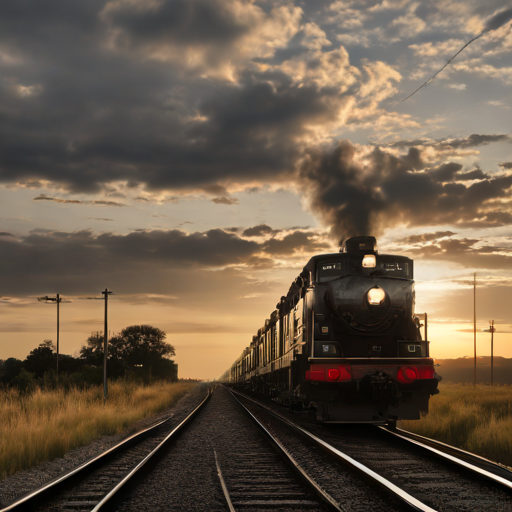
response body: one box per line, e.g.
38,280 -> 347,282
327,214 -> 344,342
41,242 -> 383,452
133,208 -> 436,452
109,325 -> 177,381
24,340 -> 56,378
0,358 -> 24,384
79,332 -> 104,366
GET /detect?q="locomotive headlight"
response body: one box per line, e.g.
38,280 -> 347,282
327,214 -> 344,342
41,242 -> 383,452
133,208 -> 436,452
367,287 -> 386,305
362,254 -> 376,268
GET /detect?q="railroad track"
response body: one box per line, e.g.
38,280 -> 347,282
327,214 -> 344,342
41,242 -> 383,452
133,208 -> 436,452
230,388 -> 512,512
0,391 -> 211,512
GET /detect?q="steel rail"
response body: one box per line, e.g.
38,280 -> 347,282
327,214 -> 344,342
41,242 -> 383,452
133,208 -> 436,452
379,425 -> 512,490
230,390 -> 346,512
230,389 -> 437,512
1,415 -> 175,512
214,449 -> 237,512
92,391 -> 211,511
1,390 -> 211,512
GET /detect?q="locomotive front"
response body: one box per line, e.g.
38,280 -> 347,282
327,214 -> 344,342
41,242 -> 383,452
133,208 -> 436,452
303,236 -> 439,422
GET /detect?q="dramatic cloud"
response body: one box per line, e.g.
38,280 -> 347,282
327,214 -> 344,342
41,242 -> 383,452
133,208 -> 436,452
404,236 -> 512,271
0,226 -> 330,296
0,0 -> 410,195
211,196 -> 239,205
33,195 -> 126,207
390,133 -> 511,149
263,231 -> 329,256
399,231 -> 457,244
298,140 -> 512,240
242,224 -> 280,237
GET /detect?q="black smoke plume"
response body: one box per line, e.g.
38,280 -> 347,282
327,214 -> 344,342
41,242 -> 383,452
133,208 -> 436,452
298,140 -> 512,240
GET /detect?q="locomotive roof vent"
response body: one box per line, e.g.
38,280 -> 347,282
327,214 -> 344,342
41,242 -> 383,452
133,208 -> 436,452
340,236 -> 378,255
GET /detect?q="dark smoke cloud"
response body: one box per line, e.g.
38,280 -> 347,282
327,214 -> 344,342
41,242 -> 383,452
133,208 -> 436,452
298,140 -> 512,240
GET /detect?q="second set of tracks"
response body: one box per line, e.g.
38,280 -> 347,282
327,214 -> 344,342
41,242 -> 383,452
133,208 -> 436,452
2,385 -> 512,511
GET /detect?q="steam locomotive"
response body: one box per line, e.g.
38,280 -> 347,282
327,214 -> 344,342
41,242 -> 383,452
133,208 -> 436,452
227,236 -> 440,423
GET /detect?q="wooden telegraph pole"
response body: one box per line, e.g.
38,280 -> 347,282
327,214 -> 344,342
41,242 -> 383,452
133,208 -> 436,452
473,272 -> 477,386
490,320 -> 495,386
37,294 -> 63,377
101,288 -> 113,404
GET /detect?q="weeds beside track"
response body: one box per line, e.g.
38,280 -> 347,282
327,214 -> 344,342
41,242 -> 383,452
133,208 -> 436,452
402,383 -> 512,467
0,380 -> 197,479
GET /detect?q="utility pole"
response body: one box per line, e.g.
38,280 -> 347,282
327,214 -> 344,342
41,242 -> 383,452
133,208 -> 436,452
101,288 -> 113,404
473,272 -> 477,387
37,294 -> 63,377
489,320 -> 496,386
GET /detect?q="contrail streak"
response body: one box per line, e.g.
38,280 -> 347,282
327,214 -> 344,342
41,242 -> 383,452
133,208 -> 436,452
399,33 -> 483,104
400,7 -> 512,104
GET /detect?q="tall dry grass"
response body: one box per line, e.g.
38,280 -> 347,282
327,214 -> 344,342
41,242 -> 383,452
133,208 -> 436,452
402,383 -> 512,467
0,380 -> 197,479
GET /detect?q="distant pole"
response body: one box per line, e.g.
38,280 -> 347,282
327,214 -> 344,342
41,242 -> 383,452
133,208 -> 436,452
490,320 -> 495,386
37,294 -> 63,378
56,293 -> 60,377
101,288 -> 113,404
473,272 -> 477,387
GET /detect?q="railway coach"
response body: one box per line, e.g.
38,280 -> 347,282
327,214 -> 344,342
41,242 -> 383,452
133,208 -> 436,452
227,236 -> 440,423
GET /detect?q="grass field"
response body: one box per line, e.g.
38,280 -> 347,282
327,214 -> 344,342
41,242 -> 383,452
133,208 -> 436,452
0,380 -> 198,479
402,383 -> 512,467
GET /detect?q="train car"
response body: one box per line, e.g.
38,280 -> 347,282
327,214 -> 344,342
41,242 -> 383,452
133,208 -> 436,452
227,236 -> 440,423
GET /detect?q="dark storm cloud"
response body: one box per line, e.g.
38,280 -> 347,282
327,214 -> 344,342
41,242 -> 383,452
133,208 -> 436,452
443,134 -> 511,149
102,0 -> 253,49
456,169 -> 490,181
500,162 -> 512,169
298,140 -> 512,240
211,196 -> 239,205
399,231 -> 457,244
405,237 -> 512,270
0,224 -> 332,296
0,228 -> 260,295
33,195 -> 126,207
263,231 -> 329,256
427,162 -> 462,182
0,0 -> 341,193
390,133 -> 511,149
0,232 -> 15,237
242,224 -> 281,237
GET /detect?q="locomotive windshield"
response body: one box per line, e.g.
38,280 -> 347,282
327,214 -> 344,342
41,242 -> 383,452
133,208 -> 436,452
317,255 -> 412,282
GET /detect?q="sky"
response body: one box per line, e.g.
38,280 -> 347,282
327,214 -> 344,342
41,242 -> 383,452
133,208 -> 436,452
1,0 -> 512,380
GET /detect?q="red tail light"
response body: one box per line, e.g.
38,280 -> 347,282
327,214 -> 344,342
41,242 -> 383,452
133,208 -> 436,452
397,367 -> 418,384
328,369 -> 340,380
306,365 -> 351,382
417,366 -> 435,379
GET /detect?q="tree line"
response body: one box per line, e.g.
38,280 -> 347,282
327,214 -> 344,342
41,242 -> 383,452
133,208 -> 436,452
0,325 -> 178,391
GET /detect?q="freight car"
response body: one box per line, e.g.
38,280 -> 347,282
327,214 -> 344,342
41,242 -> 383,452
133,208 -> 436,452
227,236 -> 440,423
